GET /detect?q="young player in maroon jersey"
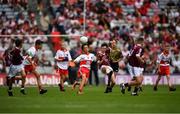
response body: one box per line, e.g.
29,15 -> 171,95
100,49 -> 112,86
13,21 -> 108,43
120,38 -> 145,96
154,45 -> 176,91
97,43 -> 116,93
7,39 -> 26,96
126,38 -> 143,92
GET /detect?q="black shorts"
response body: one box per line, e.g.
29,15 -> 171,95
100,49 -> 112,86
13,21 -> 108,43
110,62 -> 119,72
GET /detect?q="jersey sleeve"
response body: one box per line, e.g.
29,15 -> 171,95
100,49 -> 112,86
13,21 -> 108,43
27,48 -> 35,59
136,48 -> 142,57
74,55 -> 82,63
157,54 -> 162,64
68,51 -> 72,61
54,50 -> 60,59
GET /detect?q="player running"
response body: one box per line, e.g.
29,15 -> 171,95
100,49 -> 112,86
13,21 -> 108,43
153,45 -> 176,91
23,40 -> 47,94
7,39 -> 26,96
72,44 -> 96,94
120,38 -> 145,96
126,38 -> 143,92
55,41 -> 72,91
109,38 -> 123,74
97,43 -> 116,93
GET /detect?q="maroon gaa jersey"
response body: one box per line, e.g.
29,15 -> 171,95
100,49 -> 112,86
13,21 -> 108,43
97,48 -> 110,68
128,44 -> 144,68
10,47 -> 24,65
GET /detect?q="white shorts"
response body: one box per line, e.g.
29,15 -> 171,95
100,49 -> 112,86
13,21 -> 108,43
100,65 -> 113,74
127,64 -> 144,78
8,64 -> 24,78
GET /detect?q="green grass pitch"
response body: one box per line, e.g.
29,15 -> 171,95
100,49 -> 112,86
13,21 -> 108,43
0,85 -> 180,113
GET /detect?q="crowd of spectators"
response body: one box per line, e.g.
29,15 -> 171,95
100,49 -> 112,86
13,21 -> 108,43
0,0 -> 180,75
47,0 -> 180,74
0,0 -> 28,10
0,1 -> 49,72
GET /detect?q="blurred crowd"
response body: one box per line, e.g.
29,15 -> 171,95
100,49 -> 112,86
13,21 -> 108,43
0,0 -> 28,10
0,0 -> 180,75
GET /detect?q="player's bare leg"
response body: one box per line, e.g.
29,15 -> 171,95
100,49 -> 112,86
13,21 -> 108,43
120,76 -> 143,94
138,84 -> 143,92
32,70 -> 42,90
78,74 -> 87,94
110,73 -> 116,92
32,70 -> 47,94
14,76 -> 22,86
128,77 -> 143,92
72,80 -> 80,90
84,78 -> 88,87
128,76 -> 143,86
131,76 -> 143,96
154,75 -> 161,91
104,71 -> 113,93
166,75 -> 176,91
72,81 -> 77,90
20,70 -> 26,95
101,67 -> 110,93
131,85 -> 140,96
7,77 -> 15,96
127,77 -> 135,91
59,75 -> 66,91
7,72 -> 26,95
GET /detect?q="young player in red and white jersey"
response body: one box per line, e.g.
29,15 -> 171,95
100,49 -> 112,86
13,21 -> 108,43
120,38 -> 145,96
55,41 -> 72,91
97,43 -> 116,93
23,40 -> 47,94
154,45 -> 176,91
7,39 -> 26,96
72,44 -> 96,94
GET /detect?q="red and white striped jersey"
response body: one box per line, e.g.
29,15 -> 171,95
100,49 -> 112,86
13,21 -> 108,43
24,47 -> 37,65
157,52 -> 171,66
55,49 -> 72,70
74,53 -> 96,69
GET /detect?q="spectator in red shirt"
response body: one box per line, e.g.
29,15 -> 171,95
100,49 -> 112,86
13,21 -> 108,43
51,27 -> 62,52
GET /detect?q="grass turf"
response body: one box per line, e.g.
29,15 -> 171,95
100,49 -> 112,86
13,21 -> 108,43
0,85 -> 180,113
